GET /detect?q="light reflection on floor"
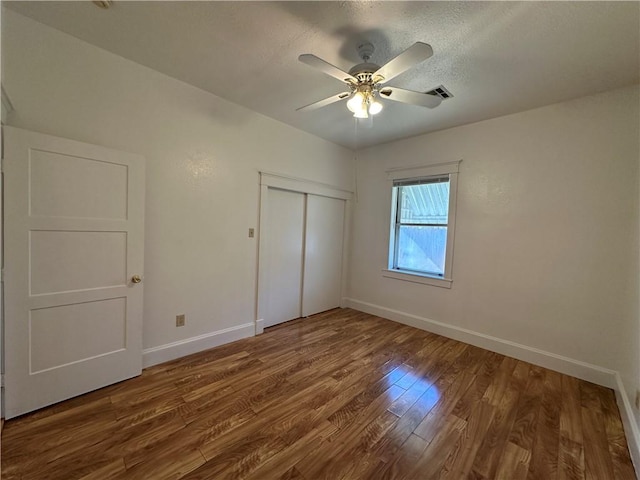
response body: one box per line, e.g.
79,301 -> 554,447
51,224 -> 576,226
385,364 -> 442,411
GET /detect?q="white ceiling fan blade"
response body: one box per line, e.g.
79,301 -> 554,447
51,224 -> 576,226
373,42 -> 434,84
379,87 -> 442,108
298,54 -> 358,84
296,92 -> 352,112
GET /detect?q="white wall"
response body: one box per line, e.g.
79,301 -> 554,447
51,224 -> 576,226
1,10 -> 353,356
3,6 -> 640,444
347,85 -> 640,427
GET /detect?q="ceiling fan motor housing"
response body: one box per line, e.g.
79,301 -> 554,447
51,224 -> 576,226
348,63 -> 381,80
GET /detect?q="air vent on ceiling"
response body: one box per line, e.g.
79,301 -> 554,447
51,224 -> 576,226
426,85 -> 453,100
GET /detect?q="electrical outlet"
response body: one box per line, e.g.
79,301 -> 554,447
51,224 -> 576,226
635,390 -> 640,410
176,314 -> 185,327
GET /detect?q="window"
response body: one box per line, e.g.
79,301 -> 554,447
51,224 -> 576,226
384,161 -> 460,288
392,177 -> 450,276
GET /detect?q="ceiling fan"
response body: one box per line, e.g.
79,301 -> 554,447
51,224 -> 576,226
297,42 -> 442,119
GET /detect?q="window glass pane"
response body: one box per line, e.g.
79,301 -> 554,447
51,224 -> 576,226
399,182 -> 449,224
396,226 -> 447,275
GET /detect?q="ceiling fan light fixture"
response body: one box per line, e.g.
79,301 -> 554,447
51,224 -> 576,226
347,88 -> 381,118
369,100 -> 383,115
353,108 -> 369,119
346,92 -> 365,113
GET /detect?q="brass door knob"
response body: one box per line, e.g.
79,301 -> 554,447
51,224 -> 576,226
131,275 -> 142,284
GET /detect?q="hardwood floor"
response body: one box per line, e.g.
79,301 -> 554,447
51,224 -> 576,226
2,308 -> 636,479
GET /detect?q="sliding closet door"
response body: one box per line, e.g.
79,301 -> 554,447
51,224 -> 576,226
302,195 -> 345,317
263,188 -> 305,327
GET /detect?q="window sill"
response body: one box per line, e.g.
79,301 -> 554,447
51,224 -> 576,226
382,269 -> 453,289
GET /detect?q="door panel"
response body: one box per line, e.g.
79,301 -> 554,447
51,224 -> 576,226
30,297 -> 126,373
30,230 -> 127,294
263,188 -> 304,327
303,195 -> 345,317
3,126 -> 145,418
29,148 -> 128,219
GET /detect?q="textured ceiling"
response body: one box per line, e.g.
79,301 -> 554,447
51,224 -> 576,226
4,1 -> 640,149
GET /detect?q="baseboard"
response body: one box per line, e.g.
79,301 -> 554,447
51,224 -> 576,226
344,298 -> 617,388
142,322 -> 255,368
256,318 -> 264,335
615,374 -> 640,475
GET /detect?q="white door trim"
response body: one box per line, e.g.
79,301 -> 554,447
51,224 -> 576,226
259,171 -> 352,200
256,172 -> 352,333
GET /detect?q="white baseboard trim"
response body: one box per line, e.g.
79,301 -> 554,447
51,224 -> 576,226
615,374 -> 640,475
344,298 -> 617,388
142,322 -> 255,368
256,318 -> 264,335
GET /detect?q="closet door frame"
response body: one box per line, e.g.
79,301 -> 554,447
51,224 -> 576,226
256,171 -> 352,334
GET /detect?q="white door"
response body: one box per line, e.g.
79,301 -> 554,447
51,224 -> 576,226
302,195 -> 345,317
3,126 -> 145,419
263,188 -> 305,328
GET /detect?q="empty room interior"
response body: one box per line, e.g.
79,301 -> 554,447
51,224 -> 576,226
1,1 -> 639,479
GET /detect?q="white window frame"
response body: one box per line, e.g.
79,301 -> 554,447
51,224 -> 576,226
383,160 -> 461,288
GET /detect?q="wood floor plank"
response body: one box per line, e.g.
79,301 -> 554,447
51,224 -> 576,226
451,351 -> 503,421
507,365 -> 546,451
279,466 -> 307,480
560,375 -> 584,444
388,340 -> 467,418
3,413 -> 119,477
375,344 -> 486,464
294,385 -> 406,479
19,442 -> 122,480
184,434 -> 288,480
115,392 -> 186,428
378,433 -> 429,480
405,413 -> 468,479
326,378 -> 404,429
600,387 -> 637,480
305,410 -> 399,480
495,441 -> 532,480
16,406 -> 188,479
2,394 -> 114,435
123,408 -> 256,468
439,400 -> 496,479
2,396 -> 117,459
243,420 -> 338,480
2,308 -> 635,480
526,369 -> 562,480
581,406 -> 616,479
412,368 -> 480,443
77,458 -> 126,480
558,436 -> 586,480
125,448 -> 206,480
114,408 -> 187,457
471,360 -> 530,478
558,374 -> 586,480
482,356 -> 519,406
